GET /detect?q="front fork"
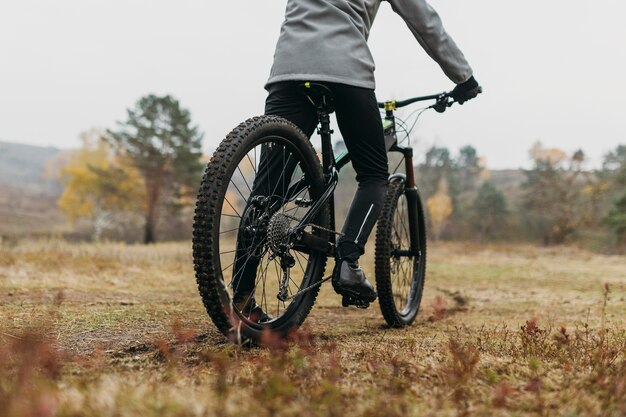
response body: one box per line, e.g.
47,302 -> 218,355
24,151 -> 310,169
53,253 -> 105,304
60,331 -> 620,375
390,145 -> 420,257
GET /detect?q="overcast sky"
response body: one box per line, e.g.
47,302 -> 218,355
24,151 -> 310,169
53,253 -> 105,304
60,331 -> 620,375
1,0 -> 625,169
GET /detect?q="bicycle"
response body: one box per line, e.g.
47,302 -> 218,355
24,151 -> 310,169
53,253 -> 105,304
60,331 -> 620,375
193,82 -> 470,345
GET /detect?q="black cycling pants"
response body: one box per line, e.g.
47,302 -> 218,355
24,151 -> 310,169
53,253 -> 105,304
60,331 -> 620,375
232,81 -> 388,296
264,81 -> 389,255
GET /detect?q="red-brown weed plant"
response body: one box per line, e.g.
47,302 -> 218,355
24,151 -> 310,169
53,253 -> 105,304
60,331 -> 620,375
519,318 -> 549,358
0,328 -> 66,417
171,319 -> 197,344
441,339 -> 480,417
428,295 -> 447,322
553,326 -> 570,347
427,291 -> 468,322
492,382 -> 513,409
198,349 -> 235,398
524,377 -> 542,393
154,319 -> 200,366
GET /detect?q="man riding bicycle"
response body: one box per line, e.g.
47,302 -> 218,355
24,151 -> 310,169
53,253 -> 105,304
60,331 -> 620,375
234,0 -> 481,320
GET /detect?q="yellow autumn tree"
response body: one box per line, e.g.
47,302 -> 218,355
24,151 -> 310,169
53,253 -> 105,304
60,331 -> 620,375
427,175 -> 453,240
58,129 -> 145,239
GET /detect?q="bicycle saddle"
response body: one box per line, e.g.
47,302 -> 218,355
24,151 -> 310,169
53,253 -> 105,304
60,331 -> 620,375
298,82 -> 335,114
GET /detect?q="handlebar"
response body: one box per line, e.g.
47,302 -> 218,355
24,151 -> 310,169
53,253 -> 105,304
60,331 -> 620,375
378,86 -> 482,114
377,93 -> 445,109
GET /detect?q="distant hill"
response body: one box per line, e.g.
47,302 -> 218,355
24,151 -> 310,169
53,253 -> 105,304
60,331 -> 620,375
0,140 -> 63,196
0,141 -> 67,237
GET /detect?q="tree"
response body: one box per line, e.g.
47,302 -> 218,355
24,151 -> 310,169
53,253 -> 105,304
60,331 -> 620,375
108,95 -> 204,243
521,142 -> 589,244
602,145 -> 626,248
472,182 -> 508,241
602,145 -> 626,173
58,130 -> 144,240
605,195 -> 626,247
418,145 -> 488,240
457,145 -> 483,191
418,146 -> 455,200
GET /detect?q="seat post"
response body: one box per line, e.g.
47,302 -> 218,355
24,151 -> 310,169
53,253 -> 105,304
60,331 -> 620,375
317,109 -> 337,245
298,83 -> 336,172
317,110 -> 335,177
298,81 -> 339,244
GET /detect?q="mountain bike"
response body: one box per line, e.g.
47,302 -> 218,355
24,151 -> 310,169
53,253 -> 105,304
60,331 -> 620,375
193,82 -> 467,345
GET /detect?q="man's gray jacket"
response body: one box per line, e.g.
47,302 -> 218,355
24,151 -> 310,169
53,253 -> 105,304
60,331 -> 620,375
267,0 -> 473,90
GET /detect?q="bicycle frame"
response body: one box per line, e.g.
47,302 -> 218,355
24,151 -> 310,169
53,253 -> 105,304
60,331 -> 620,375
288,87 -> 451,258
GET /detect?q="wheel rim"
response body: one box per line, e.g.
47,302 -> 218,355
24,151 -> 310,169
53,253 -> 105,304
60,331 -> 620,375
215,135 -> 324,328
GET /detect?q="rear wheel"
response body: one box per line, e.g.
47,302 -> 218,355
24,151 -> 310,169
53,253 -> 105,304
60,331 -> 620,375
193,116 -> 328,345
375,176 -> 427,327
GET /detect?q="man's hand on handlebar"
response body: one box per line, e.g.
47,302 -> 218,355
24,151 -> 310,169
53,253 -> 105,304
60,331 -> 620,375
450,75 -> 481,105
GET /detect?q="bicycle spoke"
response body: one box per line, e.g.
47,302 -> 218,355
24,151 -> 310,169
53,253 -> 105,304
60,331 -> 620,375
246,152 -> 257,176
260,258 -> 270,317
392,157 -> 404,174
254,146 -> 258,174
221,261 -> 235,273
293,250 -> 308,277
229,239 -> 265,290
224,197 -> 242,219
229,178 -> 249,206
269,150 -> 292,197
273,259 -> 282,317
236,165 -> 253,194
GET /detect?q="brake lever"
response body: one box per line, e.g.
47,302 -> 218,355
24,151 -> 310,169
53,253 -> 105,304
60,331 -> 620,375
431,85 -> 483,113
432,93 -> 452,113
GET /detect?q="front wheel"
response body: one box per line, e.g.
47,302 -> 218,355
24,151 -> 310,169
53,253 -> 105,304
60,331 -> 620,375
375,176 -> 427,327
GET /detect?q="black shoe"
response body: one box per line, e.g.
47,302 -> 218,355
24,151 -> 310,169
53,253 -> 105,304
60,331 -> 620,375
233,294 -> 272,323
332,259 -> 377,309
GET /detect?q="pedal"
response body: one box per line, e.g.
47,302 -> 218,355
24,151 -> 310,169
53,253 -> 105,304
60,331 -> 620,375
341,295 -> 370,309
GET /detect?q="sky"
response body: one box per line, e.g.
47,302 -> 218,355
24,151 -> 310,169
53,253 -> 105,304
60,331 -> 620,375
1,0 -> 625,169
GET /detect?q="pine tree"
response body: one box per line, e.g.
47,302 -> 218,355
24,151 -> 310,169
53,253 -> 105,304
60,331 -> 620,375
108,95 -> 204,243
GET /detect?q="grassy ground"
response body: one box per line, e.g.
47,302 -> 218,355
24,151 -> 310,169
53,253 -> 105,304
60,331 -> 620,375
0,240 -> 624,416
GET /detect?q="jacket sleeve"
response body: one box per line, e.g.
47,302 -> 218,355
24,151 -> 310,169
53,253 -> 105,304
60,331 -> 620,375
386,0 -> 473,84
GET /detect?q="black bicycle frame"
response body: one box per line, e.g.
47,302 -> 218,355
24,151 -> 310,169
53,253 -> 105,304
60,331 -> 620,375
290,103 -> 417,258
287,86 -> 454,258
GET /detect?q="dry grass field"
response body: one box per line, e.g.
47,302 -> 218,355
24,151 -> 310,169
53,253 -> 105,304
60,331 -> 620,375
0,240 -> 624,416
